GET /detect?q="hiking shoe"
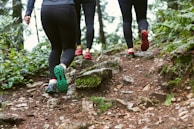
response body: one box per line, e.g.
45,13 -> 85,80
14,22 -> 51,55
75,48 -> 83,56
128,51 -> 135,58
54,65 -> 68,92
128,51 -> 134,55
84,52 -> 92,60
45,82 -> 57,93
141,30 -> 149,51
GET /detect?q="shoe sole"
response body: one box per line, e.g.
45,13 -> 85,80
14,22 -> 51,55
84,53 -> 92,60
45,88 -> 55,93
141,30 -> 149,51
75,49 -> 83,56
128,52 -> 135,58
54,65 -> 68,92
45,83 -> 57,93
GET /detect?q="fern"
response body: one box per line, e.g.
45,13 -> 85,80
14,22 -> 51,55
152,1 -> 194,55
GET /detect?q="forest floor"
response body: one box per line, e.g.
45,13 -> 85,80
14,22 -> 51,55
1,46 -> 194,129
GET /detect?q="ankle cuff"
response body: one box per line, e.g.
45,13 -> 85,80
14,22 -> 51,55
60,63 -> 66,70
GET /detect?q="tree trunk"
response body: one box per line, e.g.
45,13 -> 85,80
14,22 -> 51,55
163,0 -> 177,9
12,0 -> 24,50
0,0 -> 8,15
96,0 -> 106,49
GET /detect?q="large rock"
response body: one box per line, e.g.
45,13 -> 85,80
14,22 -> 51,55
75,68 -> 112,88
0,113 -> 25,126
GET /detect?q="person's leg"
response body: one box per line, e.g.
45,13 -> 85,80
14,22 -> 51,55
118,0 -> 134,54
57,5 -> 77,65
74,0 -> 82,45
41,5 -> 62,93
134,0 -> 149,51
75,0 -> 83,55
54,5 -> 77,92
82,0 -> 96,59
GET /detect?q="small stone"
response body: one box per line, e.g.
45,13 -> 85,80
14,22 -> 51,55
190,102 -> 194,108
43,124 -> 50,129
178,110 -> 188,117
143,84 -> 151,91
114,124 -> 123,129
186,93 -> 193,99
123,75 -> 134,84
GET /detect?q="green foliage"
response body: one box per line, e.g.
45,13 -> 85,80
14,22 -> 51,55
153,1 -> 194,92
69,61 -> 76,68
90,96 -> 112,114
160,55 -> 192,80
152,1 -> 194,54
165,93 -> 174,106
0,42 -> 50,89
0,15 -> 23,50
0,0 -> 11,15
189,80 -> 194,92
168,78 -> 182,87
166,55 -> 192,78
159,65 -> 168,75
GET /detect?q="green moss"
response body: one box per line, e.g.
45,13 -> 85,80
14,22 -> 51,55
76,76 -> 101,88
167,78 -> 182,87
160,65 -> 168,75
168,67 -> 176,74
165,93 -> 174,106
90,97 -> 112,114
189,79 -> 194,93
164,44 -> 177,53
161,55 -> 192,79
172,55 -> 192,77
69,61 -> 76,68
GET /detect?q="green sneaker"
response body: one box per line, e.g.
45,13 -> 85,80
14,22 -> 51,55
54,65 -> 68,92
45,83 -> 56,93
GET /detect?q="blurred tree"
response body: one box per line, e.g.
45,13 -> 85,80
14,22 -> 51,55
0,0 -> 10,15
12,0 -> 24,50
0,0 -> 24,51
163,0 -> 194,9
96,0 -> 106,49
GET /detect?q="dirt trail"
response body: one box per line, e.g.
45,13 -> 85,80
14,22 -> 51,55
2,49 -> 194,129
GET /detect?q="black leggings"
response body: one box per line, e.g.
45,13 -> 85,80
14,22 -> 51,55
75,0 -> 96,49
118,0 -> 148,48
41,5 -> 77,79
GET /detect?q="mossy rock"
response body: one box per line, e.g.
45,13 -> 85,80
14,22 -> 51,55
75,75 -> 101,88
172,55 -> 192,77
160,55 -> 193,79
70,59 -> 94,70
75,68 -> 112,88
80,60 -> 120,75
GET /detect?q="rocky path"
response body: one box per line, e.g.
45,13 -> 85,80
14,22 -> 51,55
1,49 -> 194,129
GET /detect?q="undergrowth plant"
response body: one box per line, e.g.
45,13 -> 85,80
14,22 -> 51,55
0,42 -> 50,89
153,1 -> 194,95
165,93 -> 174,106
152,1 -> 194,55
90,96 -> 112,114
